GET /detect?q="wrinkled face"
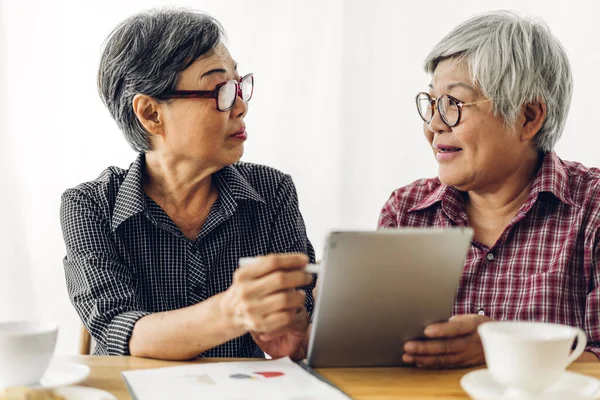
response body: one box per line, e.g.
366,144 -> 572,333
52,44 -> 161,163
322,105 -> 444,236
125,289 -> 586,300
155,43 -> 248,167
424,59 -> 533,192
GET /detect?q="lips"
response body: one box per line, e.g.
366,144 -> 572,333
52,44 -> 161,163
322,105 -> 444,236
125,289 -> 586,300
230,127 -> 246,137
434,144 -> 462,153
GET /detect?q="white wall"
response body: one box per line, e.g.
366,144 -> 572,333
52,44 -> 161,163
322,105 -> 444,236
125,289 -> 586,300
0,0 -> 598,355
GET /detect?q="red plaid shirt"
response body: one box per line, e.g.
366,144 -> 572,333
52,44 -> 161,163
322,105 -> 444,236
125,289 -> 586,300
378,152 -> 600,357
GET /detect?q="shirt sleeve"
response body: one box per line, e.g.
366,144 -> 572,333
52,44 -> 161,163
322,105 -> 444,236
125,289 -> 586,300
378,191 -> 399,228
60,189 -> 151,355
267,174 -> 316,319
583,226 -> 600,360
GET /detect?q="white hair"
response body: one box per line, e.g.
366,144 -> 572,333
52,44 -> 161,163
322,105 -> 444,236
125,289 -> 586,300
424,10 -> 572,152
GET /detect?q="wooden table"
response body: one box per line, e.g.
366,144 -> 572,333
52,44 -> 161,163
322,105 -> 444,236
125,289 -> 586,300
61,356 -> 600,399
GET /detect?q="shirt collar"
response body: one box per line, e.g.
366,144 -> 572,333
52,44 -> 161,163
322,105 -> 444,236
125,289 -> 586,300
408,180 -> 467,224
111,155 -> 266,231
212,164 -> 266,219
111,153 -> 147,232
528,151 -> 577,207
408,180 -> 455,213
407,151 -> 576,217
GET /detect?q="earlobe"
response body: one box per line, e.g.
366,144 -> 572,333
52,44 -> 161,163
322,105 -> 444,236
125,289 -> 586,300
132,94 -> 162,135
521,100 -> 546,142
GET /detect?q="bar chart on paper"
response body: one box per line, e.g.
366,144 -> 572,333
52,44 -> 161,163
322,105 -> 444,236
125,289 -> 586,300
121,357 -> 350,400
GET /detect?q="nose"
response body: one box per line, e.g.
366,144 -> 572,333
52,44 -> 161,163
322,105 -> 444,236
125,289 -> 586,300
230,91 -> 248,119
427,106 -> 451,135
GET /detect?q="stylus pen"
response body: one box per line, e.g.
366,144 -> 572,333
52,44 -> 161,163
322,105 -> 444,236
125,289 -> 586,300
239,257 -> 320,275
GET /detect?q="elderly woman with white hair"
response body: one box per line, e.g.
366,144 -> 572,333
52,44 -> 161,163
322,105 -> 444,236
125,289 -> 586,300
379,11 -> 600,368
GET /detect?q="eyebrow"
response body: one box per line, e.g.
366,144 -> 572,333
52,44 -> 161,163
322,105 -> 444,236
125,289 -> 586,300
428,82 -> 477,93
447,82 -> 477,93
428,82 -> 478,94
201,68 -> 227,79
200,63 -> 239,79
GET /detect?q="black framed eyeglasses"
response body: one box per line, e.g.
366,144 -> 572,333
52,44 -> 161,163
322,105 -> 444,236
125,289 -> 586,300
415,92 -> 489,127
160,73 -> 254,112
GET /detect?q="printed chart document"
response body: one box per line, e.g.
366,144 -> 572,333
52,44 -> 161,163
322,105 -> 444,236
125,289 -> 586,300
121,357 -> 350,400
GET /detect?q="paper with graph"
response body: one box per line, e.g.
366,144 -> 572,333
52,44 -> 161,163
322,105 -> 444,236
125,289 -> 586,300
121,357 -> 349,400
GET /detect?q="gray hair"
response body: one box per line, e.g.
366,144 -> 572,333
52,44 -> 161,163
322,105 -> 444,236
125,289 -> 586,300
98,8 -> 225,152
424,10 -> 572,153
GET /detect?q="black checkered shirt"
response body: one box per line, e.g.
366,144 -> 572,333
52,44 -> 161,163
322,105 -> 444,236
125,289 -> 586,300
60,153 -> 315,357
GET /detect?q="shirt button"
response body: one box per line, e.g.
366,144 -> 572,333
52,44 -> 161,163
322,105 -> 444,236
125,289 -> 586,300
478,308 -> 485,316
486,253 -> 495,261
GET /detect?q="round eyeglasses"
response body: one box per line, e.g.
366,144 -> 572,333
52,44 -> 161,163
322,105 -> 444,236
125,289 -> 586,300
161,73 -> 254,112
415,92 -> 489,127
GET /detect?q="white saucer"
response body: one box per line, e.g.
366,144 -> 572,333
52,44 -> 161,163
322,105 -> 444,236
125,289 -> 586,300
55,386 -> 116,400
35,361 -> 90,389
461,369 -> 600,400
0,361 -> 91,391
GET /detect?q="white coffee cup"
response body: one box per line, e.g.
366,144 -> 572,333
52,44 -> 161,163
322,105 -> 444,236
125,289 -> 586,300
0,321 -> 58,387
478,321 -> 587,397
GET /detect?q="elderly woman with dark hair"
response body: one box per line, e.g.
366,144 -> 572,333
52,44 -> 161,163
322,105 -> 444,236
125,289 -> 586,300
60,9 -> 315,360
380,11 -> 600,368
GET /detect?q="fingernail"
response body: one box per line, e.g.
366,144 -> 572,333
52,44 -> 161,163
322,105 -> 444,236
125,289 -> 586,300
424,326 -> 436,336
403,354 -> 414,363
404,342 -> 415,352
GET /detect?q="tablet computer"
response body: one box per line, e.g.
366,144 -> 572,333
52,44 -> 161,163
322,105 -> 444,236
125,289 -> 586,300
305,228 -> 473,367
